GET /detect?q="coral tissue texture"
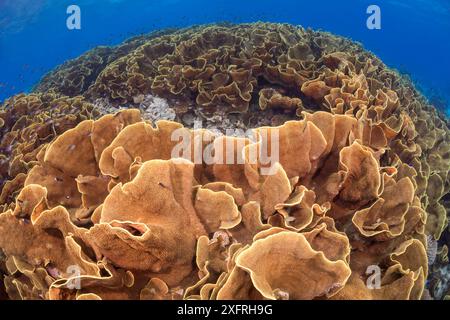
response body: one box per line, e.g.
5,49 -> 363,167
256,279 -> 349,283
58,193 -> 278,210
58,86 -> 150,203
0,93 -> 99,211
0,22 -> 449,300
0,110 -> 430,300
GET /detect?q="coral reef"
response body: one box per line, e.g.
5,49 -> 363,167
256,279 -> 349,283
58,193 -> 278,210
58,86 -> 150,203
0,93 -> 100,211
0,22 -> 448,300
34,23 -> 449,243
0,110 -> 428,299
33,29 -> 179,97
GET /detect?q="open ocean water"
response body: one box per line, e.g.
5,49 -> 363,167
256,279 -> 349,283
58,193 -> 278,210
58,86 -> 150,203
0,0 -> 449,115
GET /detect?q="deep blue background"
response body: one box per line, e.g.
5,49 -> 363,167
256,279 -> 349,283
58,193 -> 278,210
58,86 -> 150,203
0,0 -> 449,114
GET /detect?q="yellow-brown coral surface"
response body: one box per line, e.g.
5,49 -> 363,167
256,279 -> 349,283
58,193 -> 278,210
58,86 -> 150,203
0,109 -> 430,300
0,22 -> 448,300
0,93 -> 100,211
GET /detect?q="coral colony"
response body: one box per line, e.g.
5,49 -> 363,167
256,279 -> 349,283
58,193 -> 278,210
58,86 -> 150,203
0,23 -> 448,300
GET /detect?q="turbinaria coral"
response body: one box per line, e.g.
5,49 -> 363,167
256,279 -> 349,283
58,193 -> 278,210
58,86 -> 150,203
0,22 -> 448,300
0,109 -> 429,300
0,93 -> 100,211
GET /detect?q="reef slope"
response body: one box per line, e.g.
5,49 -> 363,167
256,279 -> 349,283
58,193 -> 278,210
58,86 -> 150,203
0,22 -> 448,300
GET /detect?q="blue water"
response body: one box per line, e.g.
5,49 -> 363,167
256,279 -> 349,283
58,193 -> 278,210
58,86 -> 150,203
0,0 -> 449,115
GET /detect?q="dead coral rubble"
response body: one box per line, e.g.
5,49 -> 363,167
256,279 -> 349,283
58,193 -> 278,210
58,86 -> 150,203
0,109 -> 428,300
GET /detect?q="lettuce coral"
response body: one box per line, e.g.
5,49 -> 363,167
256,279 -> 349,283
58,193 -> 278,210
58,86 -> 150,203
33,29 -> 180,97
0,109 -> 429,300
32,23 -> 449,243
0,93 -> 100,211
0,22 -> 448,300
